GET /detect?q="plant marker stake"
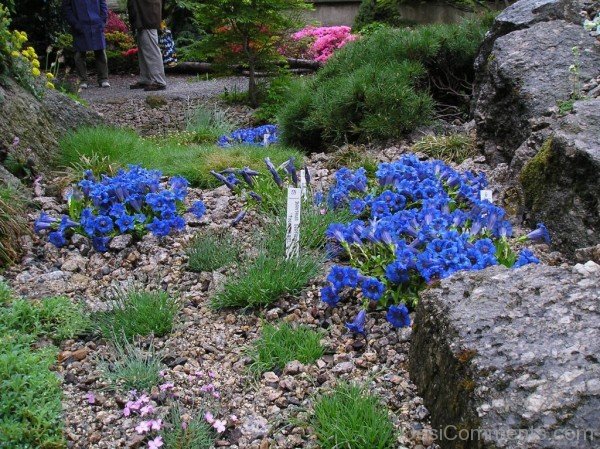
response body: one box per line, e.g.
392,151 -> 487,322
480,189 -> 493,203
286,187 -> 302,259
300,169 -> 308,200
263,132 -> 271,147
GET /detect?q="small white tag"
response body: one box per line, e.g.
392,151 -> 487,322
480,190 -> 493,202
263,132 -> 270,147
300,169 -> 308,199
286,188 -> 302,259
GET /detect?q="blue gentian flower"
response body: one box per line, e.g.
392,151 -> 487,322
320,285 -> 340,307
385,261 -> 410,285
350,199 -> 366,215
92,236 -> 110,252
58,216 -> 79,232
115,214 -> 135,233
345,309 -> 366,335
525,223 -> 551,244
231,210 -> 246,227
285,158 -> 298,186
327,266 -> 348,291
360,277 -> 385,301
386,304 -> 411,328
514,248 -> 540,268
94,215 -> 114,235
147,218 -> 171,237
264,158 -> 283,188
189,201 -> 206,219
34,211 -> 57,234
48,231 -> 67,248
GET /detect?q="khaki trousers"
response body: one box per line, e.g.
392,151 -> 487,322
136,29 -> 167,86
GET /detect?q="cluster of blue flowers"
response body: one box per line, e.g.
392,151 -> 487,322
35,166 -> 206,252
320,155 -> 550,335
217,125 -> 278,147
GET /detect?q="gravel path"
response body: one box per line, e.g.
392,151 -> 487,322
79,74 -> 251,136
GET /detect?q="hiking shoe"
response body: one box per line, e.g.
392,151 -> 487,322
129,82 -> 148,89
100,80 -> 111,88
79,82 -> 89,89
144,83 -> 167,92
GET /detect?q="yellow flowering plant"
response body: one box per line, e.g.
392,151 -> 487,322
0,4 -> 54,96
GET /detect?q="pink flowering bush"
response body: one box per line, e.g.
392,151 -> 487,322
291,26 -> 358,62
106,10 -> 129,34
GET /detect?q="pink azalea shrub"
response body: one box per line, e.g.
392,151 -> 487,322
291,26 -> 358,62
106,10 -> 129,34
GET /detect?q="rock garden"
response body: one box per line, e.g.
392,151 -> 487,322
0,0 -> 599,448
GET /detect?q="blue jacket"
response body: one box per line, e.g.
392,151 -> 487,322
62,0 -> 108,52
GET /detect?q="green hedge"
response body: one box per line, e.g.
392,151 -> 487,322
279,16 -> 494,151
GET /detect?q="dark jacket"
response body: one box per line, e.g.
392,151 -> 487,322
62,0 -> 107,52
127,0 -> 162,31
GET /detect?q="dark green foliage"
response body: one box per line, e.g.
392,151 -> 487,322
0,281 -> 12,305
187,231 -> 240,272
0,296 -> 90,343
313,384 -> 396,449
95,290 -> 179,341
280,17 -> 494,150
249,322 -> 324,374
100,339 -> 162,392
162,406 -> 215,449
254,74 -> 295,123
11,0 -> 67,52
0,337 -> 64,449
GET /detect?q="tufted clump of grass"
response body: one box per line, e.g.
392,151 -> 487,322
187,231 -> 240,272
313,384 -> 397,449
162,405 -> 215,449
248,322 -> 324,374
99,338 -> 163,392
0,186 -> 30,267
95,289 -> 179,342
411,133 -> 476,164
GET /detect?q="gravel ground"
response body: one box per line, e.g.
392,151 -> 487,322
79,74 -> 252,136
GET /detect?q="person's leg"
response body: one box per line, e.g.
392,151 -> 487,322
73,51 -> 89,86
94,50 -> 109,86
137,29 -> 166,88
134,32 -> 151,86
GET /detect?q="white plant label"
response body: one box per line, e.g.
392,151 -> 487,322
263,132 -> 270,147
286,187 -> 302,259
300,169 -> 308,199
480,189 -> 493,203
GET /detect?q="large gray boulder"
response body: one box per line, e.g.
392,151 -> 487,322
410,264 -> 600,449
0,79 -> 102,173
518,98 -> 600,255
471,0 -> 600,164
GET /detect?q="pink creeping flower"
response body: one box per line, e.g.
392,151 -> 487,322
159,382 -> 174,392
213,419 -> 227,433
181,421 -> 188,430
85,392 -> 95,404
159,370 -> 167,377
200,383 -> 215,392
147,436 -> 164,449
138,394 -> 150,404
136,421 -> 151,434
229,414 -> 238,422
149,419 -> 163,431
204,411 -> 215,424
212,391 -> 221,399
140,404 -> 155,416
123,406 -> 132,417
208,370 -> 216,379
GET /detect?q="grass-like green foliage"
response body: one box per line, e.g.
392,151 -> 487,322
254,74 -> 295,123
58,126 -> 302,188
0,289 -> 71,448
411,133 -> 476,164
187,231 -> 240,272
0,336 -> 64,449
0,296 -> 90,343
211,221 -> 322,309
100,338 -> 162,392
162,406 -> 215,449
0,186 -> 30,266
313,384 -> 396,449
0,280 -> 12,305
95,289 -> 179,342
249,322 -> 324,374
185,105 -> 235,144
280,16 -> 494,150
325,145 -> 379,176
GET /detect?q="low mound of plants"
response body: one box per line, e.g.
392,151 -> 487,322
319,155 -> 550,334
58,126 -> 302,188
279,15 -> 495,150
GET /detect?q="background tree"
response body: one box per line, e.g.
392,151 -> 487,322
180,0 -> 311,107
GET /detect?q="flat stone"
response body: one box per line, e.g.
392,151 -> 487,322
109,234 -> 133,251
